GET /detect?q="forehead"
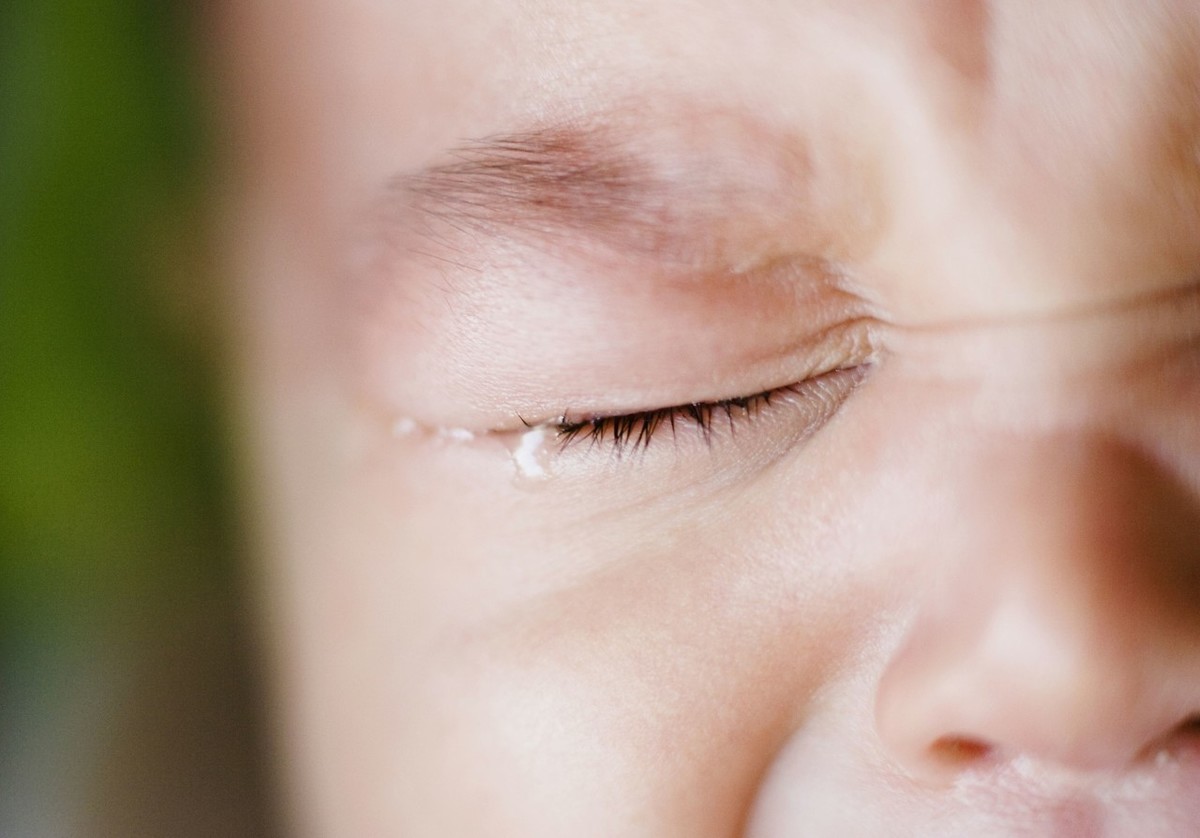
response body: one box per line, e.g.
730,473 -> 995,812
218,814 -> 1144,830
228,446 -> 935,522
228,0 -> 1200,319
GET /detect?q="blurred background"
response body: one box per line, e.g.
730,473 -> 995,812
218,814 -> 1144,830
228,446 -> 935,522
1,2 -> 277,835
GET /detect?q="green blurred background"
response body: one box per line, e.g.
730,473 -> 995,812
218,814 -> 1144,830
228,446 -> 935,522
1,2 -> 275,834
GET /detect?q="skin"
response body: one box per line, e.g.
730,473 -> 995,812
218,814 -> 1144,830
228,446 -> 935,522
217,1 -> 1200,835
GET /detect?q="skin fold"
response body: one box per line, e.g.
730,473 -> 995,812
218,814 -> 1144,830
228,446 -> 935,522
217,1 -> 1200,835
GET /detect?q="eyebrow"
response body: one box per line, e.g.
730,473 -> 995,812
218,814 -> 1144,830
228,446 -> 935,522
376,108 -> 858,275
390,121 -> 697,262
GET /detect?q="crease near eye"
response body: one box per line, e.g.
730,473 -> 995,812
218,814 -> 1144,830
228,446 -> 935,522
541,364 -> 871,459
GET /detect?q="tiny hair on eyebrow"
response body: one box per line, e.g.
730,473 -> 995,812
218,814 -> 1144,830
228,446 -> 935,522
389,122 -> 690,258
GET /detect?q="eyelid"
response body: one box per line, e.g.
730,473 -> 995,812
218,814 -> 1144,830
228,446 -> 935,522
493,315 -> 880,433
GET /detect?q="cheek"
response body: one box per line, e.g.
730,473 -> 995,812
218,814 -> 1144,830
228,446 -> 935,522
345,419 -> 896,832
400,537 -> 851,835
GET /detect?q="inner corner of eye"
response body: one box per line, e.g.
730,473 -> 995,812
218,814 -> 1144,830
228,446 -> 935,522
473,412 -> 560,442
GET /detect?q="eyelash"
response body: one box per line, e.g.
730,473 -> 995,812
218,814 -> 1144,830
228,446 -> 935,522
547,366 -> 865,456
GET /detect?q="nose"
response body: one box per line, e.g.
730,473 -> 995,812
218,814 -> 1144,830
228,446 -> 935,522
875,432 -> 1200,782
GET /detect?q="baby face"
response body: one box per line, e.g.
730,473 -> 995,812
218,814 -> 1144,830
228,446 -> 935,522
220,0 -> 1200,834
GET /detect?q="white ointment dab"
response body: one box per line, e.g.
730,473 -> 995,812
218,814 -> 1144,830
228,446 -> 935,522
511,425 -> 553,480
391,416 -> 473,443
391,417 -> 418,437
390,414 -> 556,485
436,426 -> 475,443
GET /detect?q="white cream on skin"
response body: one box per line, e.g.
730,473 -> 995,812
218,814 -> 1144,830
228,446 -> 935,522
390,415 -> 555,482
511,425 -> 550,479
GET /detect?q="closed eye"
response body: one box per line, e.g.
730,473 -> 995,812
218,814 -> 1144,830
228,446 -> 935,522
547,364 -> 871,458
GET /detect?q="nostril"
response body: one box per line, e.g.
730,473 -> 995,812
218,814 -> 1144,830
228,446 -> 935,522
930,735 -> 994,768
1136,715 -> 1200,765
1175,716 -> 1200,736
1162,715 -> 1200,752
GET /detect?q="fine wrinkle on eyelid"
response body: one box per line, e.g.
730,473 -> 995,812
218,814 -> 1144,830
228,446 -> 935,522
890,271 -> 1200,334
883,277 -> 1200,379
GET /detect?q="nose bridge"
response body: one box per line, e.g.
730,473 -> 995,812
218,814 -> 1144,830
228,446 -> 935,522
973,433 -> 1200,620
876,429 -> 1200,778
